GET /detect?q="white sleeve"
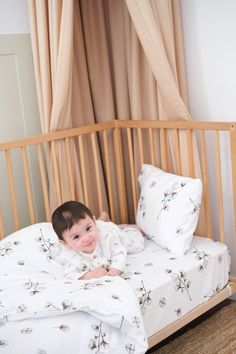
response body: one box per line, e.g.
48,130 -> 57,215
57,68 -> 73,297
55,247 -> 90,280
97,221 -> 127,272
96,220 -> 145,254
108,232 -> 127,272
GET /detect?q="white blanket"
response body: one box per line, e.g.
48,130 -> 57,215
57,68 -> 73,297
0,223 -> 147,354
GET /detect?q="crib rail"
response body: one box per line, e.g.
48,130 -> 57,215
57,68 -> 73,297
0,120 -> 236,245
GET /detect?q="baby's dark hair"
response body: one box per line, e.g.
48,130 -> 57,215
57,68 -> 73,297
51,200 -> 93,240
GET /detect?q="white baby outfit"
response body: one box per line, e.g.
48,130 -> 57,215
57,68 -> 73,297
56,220 -> 144,280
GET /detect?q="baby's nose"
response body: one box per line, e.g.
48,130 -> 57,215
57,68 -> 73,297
82,234 -> 91,242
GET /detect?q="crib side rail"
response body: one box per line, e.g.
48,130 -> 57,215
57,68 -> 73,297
0,119 -> 235,246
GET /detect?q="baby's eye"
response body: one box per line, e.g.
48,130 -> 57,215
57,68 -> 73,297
73,234 -> 80,240
86,226 -> 92,232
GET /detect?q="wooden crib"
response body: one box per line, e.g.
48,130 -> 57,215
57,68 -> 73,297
0,119 -> 236,348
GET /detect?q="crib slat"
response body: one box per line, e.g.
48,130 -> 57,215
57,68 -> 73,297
149,128 -> 156,166
65,138 -> 75,200
51,141 -> 62,206
173,129 -> 181,175
186,129 -> 194,177
0,209 -> 4,239
215,131 -> 224,242
160,128 -> 168,171
21,147 -> 35,224
78,135 -> 88,206
199,131 -> 212,237
113,127 -> 128,223
91,132 -> 103,213
102,130 -> 115,221
5,150 -> 19,230
137,128 -> 144,166
37,144 -> 50,221
127,128 -> 138,213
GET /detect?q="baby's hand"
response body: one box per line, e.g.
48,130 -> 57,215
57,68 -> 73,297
107,268 -> 121,277
93,267 -> 108,277
81,267 -> 108,280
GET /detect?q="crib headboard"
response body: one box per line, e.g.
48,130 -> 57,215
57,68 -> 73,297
0,119 -> 236,244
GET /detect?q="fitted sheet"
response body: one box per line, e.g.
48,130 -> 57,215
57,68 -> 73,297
124,236 -> 230,337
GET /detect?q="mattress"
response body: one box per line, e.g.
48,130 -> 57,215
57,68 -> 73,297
124,236 -> 230,337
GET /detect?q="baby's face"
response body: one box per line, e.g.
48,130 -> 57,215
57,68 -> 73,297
62,215 -> 99,254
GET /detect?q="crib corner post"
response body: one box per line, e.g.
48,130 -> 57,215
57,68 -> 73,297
113,126 -> 128,224
230,125 -> 236,241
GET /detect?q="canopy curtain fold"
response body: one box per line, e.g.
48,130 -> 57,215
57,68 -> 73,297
125,0 -> 190,120
28,0 -> 207,234
28,0 -> 108,215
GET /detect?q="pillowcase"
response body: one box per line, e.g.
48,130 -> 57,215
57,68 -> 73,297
136,164 -> 202,256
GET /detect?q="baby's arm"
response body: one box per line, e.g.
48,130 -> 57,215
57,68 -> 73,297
57,247 -> 108,280
118,224 -> 145,235
108,229 -> 128,276
107,268 -> 121,276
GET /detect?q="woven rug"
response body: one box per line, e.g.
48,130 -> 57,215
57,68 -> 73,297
147,299 -> 236,354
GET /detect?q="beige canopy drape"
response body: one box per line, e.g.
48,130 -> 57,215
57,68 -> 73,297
28,0 -> 206,233
125,0 -> 189,120
28,0 -> 89,211
28,0 -> 189,127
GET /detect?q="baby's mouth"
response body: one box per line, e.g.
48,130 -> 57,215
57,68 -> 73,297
85,241 -> 94,248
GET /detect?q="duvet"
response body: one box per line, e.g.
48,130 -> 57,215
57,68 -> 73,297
0,223 -> 148,354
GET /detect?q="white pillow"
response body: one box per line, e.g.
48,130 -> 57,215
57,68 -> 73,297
136,164 -> 202,256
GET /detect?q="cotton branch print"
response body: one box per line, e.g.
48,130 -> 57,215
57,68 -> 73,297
157,182 -> 186,220
45,300 -> 76,312
132,316 -> 141,328
166,270 -> 192,301
88,322 -> 109,353
0,339 -> 9,348
204,285 -> 221,299
54,324 -> 70,332
0,240 -> 20,257
17,304 -> 28,313
125,343 -> 136,353
192,247 -> 209,271
35,228 -> 58,261
24,279 -> 46,295
138,195 -> 146,218
175,308 -> 182,317
189,197 -> 201,215
136,280 -> 152,313
159,297 -> 167,308
20,327 -> 33,335
37,350 -> 47,354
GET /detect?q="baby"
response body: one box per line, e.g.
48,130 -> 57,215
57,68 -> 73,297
52,201 -> 144,280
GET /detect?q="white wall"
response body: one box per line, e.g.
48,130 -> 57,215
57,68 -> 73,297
181,0 -> 236,278
0,0 -> 44,232
181,0 -> 236,121
0,0 -> 30,34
